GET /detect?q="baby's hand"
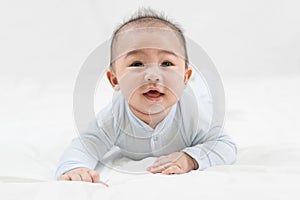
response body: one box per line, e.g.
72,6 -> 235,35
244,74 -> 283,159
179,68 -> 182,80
147,152 -> 199,175
60,167 -> 109,187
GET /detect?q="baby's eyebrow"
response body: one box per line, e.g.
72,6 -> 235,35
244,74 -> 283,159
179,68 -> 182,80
124,50 -> 142,59
124,49 -> 179,59
159,50 -> 179,57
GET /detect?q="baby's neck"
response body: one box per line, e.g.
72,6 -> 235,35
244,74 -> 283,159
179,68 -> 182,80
129,106 -> 171,129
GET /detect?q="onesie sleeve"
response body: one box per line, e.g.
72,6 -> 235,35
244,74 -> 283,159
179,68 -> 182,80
55,115 -> 115,180
179,80 -> 237,170
181,124 -> 237,170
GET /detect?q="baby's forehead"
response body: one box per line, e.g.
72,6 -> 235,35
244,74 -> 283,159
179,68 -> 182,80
111,26 -> 185,62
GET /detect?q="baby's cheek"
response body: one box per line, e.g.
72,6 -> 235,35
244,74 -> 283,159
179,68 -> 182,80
118,71 -> 143,99
162,72 -> 185,99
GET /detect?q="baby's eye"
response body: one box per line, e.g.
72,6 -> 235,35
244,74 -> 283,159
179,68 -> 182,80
160,61 -> 173,67
130,61 -> 144,67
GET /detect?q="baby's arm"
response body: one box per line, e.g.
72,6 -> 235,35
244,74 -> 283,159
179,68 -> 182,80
181,124 -> 237,171
55,117 -> 115,183
147,126 -> 236,174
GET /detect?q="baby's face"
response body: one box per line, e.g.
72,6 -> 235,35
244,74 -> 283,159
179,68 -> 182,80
107,27 -> 192,118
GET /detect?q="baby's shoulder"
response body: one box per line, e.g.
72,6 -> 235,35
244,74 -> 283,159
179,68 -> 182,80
95,92 -> 123,127
94,103 -> 114,128
177,88 -> 212,132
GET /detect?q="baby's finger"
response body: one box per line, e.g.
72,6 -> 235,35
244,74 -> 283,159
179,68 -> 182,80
60,174 -> 71,181
162,165 -> 181,175
152,157 -> 172,168
70,174 -> 82,181
81,172 -> 93,182
154,155 -> 168,163
89,170 -> 109,187
89,170 -> 100,182
147,162 -> 173,173
153,154 -> 182,167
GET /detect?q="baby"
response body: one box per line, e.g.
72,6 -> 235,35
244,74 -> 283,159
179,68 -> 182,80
56,9 -> 237,186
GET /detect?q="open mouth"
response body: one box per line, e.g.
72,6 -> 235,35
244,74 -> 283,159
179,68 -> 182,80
143,90 -> 164,101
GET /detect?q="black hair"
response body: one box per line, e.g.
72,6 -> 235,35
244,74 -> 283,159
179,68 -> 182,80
110,8 -> 188,66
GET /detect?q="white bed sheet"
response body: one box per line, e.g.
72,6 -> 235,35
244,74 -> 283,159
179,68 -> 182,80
1,145 -> 299,200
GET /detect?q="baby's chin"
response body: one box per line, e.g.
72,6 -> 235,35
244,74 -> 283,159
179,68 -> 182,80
140,107 -> 166,116
129,103 -> 168,115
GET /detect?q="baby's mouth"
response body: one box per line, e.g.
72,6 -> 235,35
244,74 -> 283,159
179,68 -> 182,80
143,90 -> 164,101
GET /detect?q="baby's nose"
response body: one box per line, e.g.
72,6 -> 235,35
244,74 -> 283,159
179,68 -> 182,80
144,65 -> 162,82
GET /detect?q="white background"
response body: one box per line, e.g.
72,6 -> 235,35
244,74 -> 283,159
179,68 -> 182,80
0,0 -> 299,180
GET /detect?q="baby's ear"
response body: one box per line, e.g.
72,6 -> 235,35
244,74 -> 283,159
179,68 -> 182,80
106,69 -> 120,91
184,67 -> 193,85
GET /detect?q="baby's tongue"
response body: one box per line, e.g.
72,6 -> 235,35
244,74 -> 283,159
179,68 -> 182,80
146,90 -> 161,97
